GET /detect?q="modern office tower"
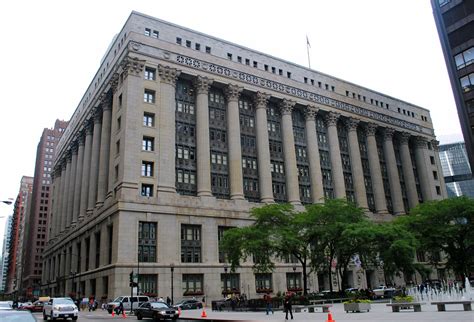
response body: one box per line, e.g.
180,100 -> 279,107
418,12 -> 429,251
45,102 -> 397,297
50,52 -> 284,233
431,0 -> 474,170
5,176 -> 33,295
42,11 -> 446,300
20,120 -> 67,298
0,216 -> 13,293
439,141 -> 474,197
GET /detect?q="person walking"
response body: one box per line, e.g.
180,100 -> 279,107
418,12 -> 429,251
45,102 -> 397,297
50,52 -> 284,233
166,296 -> 171,306
115,301 -> 124,315
264,292 -> 273,315
284,293 -> 293,320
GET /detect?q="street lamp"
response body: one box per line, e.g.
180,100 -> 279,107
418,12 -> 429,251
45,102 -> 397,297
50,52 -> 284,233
170,264 -> 174,305
223,265 -> 228,296
70,271 -> 77,299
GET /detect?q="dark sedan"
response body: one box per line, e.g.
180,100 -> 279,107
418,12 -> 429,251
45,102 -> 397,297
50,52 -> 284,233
173,299 -> 203,310
135,301 -> 179,320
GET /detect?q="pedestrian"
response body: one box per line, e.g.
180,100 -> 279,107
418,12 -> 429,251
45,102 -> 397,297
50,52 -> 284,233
166,296 -> 171,306
264,292 -> 273,315
284,293 -> 293,320
115,301 -> 124,315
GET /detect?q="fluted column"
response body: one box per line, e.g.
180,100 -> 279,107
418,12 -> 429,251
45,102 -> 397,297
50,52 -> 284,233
60,157 -> 71,233
280,99 -> 300,205
96,95 -> 112,206
51,168 -> 62,238
157,65 -> 180,194
225,84 -> 244,200
304,106 -> 324,203
72,133 -> 85,225
325,112 -> 346,198
345,118 -> 368,209
432,140 -> 448,198
399,133 -> 419,209
254,92 -> 274,203
365,123 -> 388,214
414,137 -> 433,201
383,128 -> 405,215
79,121 -> 93,221
67,144 -> 78,227
87,109 -> 102,213
195,76 -> 213,197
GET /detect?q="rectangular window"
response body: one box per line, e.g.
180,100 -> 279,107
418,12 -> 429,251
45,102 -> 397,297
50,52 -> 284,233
195,43 -> 201,51
176,37 -> 182,45
278,69 -> 283,75
454,47 -> 473,70
141,161 -> 154,177
119,94 -> 123,108
460,73 -> 474,93
144,28 -> 151,36
182,274 -> 203,296
138,222 -> 157,262
227,53 -> 233,60
142,137 -> 154,151
253,61 -> 258,68
141,184 -> 153,197
221,273 -> 240,295
271,67 -> 276,73
186,40 -> 191,48
139,274 -> 157,296
143,113 -> 155,127
218,226 -> 233,263
117,116 -> 121,131
152,30 -> 159,38
287,72 -> 291,78
433,171 -> 438,180
144,90 -> 155,103
181,224 -> 201,263
286,272 -> 301,291
264,64 -> 268,71
255,273 -> 273,293
205,46 -> 211,54
245,58 -> 250,65
144,67 -> 156,80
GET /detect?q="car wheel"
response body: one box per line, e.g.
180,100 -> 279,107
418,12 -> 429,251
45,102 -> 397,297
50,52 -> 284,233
137,312 -> 142,320
43,311 -> 48,321
72,317 -> 78,321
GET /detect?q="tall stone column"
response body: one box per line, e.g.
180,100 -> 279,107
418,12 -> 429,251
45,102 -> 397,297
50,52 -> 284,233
383,128 -> 405,215
87,109 -> 102,213
432,140 -> 448,198
399,133 -> 419,209
304,106 -> 324,203
365,123 -> 388,214
51,169 -> 61,238
326,112 -> 346,199
60,158 -> 69,233
254,92 -> 274,203
96,95 -> 113,206
72,133 -> 85,225
280,99 -> 300,205
67,144 -> 78,228
157,65 -> 180,194
345,118 -> 368,209
79,121 -> 93,221
195,76 -> 213,197
225,84 -> 245,200
414,137 -> 433,201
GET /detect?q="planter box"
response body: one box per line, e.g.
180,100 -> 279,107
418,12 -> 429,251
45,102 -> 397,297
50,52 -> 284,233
344,302 -> 371,313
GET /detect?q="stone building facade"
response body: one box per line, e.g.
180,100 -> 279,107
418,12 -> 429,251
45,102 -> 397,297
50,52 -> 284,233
42,11 -> 446,301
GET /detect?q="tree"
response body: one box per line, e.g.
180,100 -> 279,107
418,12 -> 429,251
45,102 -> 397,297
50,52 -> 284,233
397,196 -> 474,283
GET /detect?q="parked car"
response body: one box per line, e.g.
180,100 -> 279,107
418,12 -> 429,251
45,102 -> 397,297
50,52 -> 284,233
106,295 -> 149,314
20,300 -> 46,312
372,285 -> 396,299
173,299 -> 203,310
43,297 -> 78,321
135,301 -> 179,320
0,310 -> 36,321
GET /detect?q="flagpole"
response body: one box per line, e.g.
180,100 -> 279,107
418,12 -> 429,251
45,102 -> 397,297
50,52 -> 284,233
306,35 -> 311,69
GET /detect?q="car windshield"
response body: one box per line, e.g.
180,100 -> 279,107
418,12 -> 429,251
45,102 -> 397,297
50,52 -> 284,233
54,299 -> 74,305
151,302 -> 169,309
113,297 -> 123,302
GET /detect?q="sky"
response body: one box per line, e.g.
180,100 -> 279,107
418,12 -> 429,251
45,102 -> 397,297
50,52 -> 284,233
0,0 -> 463,250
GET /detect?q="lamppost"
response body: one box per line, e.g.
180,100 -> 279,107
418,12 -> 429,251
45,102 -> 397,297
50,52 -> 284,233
292,265 -> 297,292
223,265 -> 228,297
70,271 -> 77,299
170,264 -> 174,305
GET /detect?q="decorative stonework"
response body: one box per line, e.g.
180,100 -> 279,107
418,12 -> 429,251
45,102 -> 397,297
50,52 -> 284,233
99,93 -> 113,111
66,150 -> 72,162
61,160 -> 67,170
85,119 -> 94,135
280,99 -> 296,115
399,132 -> 411,145
325,112 -> 340,127
110,73 -> 120,93
224,83 -> 243,102
71,142 -> 78,154
415,136 -> 428,148
158,64 -> 181,86
92,108 -> 102,124
304,105 -> 319,121
254,92 -> 269,109
174,54 -> 425,133
121,56 -> 145,77
365,123 -> 378,136
345,117 -> 360,132
431,140 -> 440,151
194,75 -> 213,94
77,132 -> 85,146
383,128 -> 395,140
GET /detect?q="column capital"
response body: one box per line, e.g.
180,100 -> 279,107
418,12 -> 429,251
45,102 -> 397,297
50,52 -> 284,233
158,64 -> 181,86
254,91 -> 270,109
99,92 -> 113,111
431,139 -> 440,151
224,83 -> 243,102
77,131 -> 85,146
280,99 -> 296,115
415,136 -> 428,149
85,119 -> 94,135
121,56 -> 146,77
304,105 -> 319,121
110,73 -> 120,93
61,159 -> 67,170
325,112 -> 340,127
383,128 -> 396,141
92,108 -> 102,124
194,75 -> 213,94
66,150 -> 72,162
399,132 -> 411,145
365,123 -> 378,136
344,117 -> 360,132
71,142 -> 79,154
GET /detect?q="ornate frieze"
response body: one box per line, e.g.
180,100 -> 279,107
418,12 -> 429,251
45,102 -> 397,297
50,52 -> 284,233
174,54 -> 426,133
158,64 -> 181,86
225,83 -> 243,102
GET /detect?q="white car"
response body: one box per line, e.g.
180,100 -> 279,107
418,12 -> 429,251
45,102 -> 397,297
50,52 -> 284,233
372,285 -> 396,298
43,297 -> 78,321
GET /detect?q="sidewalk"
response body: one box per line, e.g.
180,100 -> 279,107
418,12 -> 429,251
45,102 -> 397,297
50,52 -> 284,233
177,302 -> 471,322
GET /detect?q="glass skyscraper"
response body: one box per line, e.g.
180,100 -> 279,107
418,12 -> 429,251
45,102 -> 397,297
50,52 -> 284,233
439,142 -> 474,197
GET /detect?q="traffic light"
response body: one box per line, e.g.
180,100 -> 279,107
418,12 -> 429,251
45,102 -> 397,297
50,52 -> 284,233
129,271 -> 134,284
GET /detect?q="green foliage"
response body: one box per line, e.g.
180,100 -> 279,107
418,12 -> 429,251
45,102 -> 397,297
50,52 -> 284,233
393,295 -> 414,303
343,298 -> 372,304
